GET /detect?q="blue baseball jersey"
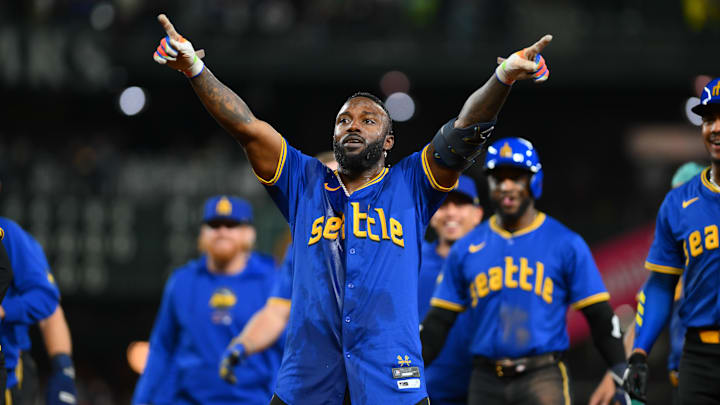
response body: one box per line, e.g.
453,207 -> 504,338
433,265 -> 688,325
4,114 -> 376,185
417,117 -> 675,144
432,213 -> 609,359
644,167 -> 720,328
0,217 -> 60,388
259,139 -> 452,405
132,253 -> 282,405
269,244 -> 292,303
418,241 -> 472,405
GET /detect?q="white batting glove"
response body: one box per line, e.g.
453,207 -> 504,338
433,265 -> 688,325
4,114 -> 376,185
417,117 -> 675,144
153,14 -> 205,78
495,34 -> 552,86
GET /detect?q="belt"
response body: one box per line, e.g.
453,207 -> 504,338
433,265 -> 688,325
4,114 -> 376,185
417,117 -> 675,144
473,352 -> 561,378
687,327 -> 720,344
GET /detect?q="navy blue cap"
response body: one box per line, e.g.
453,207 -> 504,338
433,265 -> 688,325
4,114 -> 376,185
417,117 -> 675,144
202,195 -> 253,224
692,78 -> 720,117
451,175 -> 480,205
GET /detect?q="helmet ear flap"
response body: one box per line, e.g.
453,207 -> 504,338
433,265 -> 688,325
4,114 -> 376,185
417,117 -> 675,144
529,171 -> 543,199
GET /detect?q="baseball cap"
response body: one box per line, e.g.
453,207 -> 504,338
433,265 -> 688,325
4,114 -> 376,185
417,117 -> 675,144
691,78 -> 720,117
202,195 -> 253,224
451,175 -> 480,205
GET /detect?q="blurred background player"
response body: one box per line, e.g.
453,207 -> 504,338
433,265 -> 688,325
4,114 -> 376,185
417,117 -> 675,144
132,196 -> 282,405
0,226 -> 15,402
152,12 -> 552,405
0,217 -> 62,403
421,138 -> 627,405
624,79 -> 720,404
590,161 -> 704,405
419,175 -> 483,405
15,290 -> 77,405
220,153 -> 338,384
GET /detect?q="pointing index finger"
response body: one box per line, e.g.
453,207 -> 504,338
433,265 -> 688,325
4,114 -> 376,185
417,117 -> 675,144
528,34 -> 553,55
157,14 -> 181,41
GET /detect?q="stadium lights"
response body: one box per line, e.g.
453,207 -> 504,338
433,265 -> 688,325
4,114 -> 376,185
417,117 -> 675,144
385,92 -> 415,122
118,86 -> 148,116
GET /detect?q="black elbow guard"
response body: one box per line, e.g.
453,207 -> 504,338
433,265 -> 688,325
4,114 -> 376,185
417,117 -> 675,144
431,118 -> 495,170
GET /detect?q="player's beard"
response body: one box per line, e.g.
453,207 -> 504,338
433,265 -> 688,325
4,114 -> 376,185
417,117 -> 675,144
494,195 -> 532,224
333,136 -> 385,175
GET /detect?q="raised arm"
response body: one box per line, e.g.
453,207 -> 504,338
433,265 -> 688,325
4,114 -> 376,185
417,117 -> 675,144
153,14 -> 283,181
426,35 -> 553,188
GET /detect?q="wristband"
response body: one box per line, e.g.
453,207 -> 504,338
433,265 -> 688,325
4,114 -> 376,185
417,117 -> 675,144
183,55 -> 205,79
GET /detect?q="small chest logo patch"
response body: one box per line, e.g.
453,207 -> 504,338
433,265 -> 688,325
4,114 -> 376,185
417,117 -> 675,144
397,378 -> 421,390
392,367 -> 420,379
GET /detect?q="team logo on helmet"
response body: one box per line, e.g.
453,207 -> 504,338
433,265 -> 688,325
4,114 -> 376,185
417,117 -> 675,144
215,197 -> 233,216
499,142 -> 512,158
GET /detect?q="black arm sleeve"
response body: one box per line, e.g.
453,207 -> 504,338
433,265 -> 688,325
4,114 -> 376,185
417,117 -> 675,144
420,307 -> 458,366
581,301 -> 626,376
0,241 -> 14,303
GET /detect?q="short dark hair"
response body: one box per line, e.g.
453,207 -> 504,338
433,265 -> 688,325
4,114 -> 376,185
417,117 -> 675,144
345,92 -> 393,136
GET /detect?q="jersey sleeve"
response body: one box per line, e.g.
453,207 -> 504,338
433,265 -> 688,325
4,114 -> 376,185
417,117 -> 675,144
397,145 -> 458,225
0,220 -> 60,324
645,195 -> 684,275
430,244 -> 467,312
132,274 -> 180,404
269,245 -> 292,306
257,138 -> 317,226
565,234 -> 610,310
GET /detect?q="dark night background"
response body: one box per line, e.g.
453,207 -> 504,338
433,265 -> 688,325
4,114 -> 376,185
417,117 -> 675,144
1,0 -> 719,403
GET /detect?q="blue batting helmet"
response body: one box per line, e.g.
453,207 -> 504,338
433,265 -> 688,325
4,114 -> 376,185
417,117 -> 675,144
484,137 -> 543,199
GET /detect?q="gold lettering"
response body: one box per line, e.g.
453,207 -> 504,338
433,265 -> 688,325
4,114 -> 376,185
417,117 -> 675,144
534,262 -> 544,296
542,277 -> 553,304
352,202 -> 367,238
367,216 -> 380,241
489,267 -> 503,291
705,225 -> 719,250
689,230 -> 703,257
323,217 -> 342,240
390,218 -> 404,247
683,240 -> 689,266
341,213 -> 346,239
504,257 -> 518,289
375,208 -> 390,240
308,216 -> 324,245
519,258 -> 534,291
476,273 -> 489,299
470,282 -> 478,308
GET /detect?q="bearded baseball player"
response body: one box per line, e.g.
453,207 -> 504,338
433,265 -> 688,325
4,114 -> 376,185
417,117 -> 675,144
421,138 -> 628,405
152,13 -> 552,404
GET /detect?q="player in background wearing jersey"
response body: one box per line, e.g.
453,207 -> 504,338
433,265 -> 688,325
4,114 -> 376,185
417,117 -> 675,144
590,162 -> 704,405
220,154 -> 338,385
419,175 -> 483,405
0,218 -> 61,404
422,138 -> 628,405
152,13 -> 551,404
0,227 -> 15,403
13,277 -> 77,405
132,196 -> 282,405
624,79 -> 720,405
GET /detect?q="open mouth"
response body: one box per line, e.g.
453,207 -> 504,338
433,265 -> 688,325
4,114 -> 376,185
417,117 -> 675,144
342,134 -> 365,146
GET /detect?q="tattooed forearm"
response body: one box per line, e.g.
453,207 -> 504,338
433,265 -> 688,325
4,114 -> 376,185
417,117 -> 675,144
456,76 -> 510,127
190,68 -> 255,142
